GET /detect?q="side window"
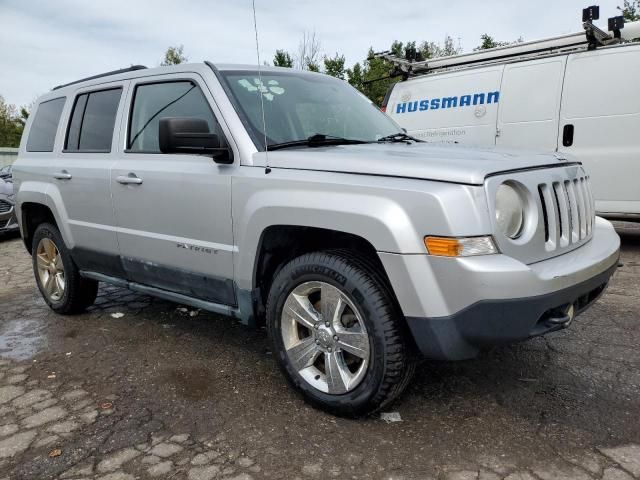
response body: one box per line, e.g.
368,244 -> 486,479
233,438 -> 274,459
65,88 -> 122,152
26,97 -> 66,152
128,81 -> 218,153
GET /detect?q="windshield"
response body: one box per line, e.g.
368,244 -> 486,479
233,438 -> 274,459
219,70 -> 402,150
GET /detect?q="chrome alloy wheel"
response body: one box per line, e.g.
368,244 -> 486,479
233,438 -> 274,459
36,237 -> 65,302
280,281 -> 370,394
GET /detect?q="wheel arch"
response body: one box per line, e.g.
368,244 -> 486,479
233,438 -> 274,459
20,202 -> 58,253
16,181 -> 72,253
250,225 -> 397,322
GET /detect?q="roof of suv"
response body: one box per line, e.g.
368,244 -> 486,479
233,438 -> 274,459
50,62 -> 312,93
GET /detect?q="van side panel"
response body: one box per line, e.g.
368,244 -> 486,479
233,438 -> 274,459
387,66 -> 503,146
558,45 -> 640,216
496,57 -> 566,151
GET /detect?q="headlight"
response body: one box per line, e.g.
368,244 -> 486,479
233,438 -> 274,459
495,183 -> 524,239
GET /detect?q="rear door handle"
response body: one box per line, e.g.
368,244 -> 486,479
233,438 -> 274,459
116,173 -> 143,185
53,171 -> 72,180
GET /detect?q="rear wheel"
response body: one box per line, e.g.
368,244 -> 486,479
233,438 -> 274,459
266,251 -> 415,416
32,223 -> 98,314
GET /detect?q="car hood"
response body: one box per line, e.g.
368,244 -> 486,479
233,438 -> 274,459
252,143 -> 575,185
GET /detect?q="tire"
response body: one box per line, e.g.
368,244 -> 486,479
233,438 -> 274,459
266,250 -> 415,417
31,223 -> 98,314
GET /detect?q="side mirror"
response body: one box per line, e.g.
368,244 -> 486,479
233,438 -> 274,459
158,117 -> 232,164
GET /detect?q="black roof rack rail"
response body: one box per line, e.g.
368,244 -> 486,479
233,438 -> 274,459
52,65 -> 148,91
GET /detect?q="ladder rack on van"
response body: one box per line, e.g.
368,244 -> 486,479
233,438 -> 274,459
372,5 -> 639,79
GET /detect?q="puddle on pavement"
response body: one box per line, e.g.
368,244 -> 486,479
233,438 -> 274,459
0,318 -> 47,361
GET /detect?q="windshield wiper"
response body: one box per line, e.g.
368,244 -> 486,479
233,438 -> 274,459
267,134 -> 370,151
377,132 -> 422,143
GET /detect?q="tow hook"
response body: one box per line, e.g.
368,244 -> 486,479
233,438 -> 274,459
546,304 -> 576,328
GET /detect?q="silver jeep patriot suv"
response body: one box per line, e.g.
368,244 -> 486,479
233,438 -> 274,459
13,63 -> 620,416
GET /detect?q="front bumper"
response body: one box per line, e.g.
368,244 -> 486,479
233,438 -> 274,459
379,217 -> 620,360
0,206 -> 18,232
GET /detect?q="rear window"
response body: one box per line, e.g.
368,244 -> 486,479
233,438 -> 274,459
65,88 -> 122,152
26,97 -> 66,152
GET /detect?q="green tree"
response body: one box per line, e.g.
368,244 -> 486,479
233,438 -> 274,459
0,96 -> 25,148
442,35 -> 462,56
618,0 -> 640,20
273,50 -> 294,68
324,53 -> 346,79
355,37 -> 464,106
18,106 -> 29,126
346,62 -> 364,91
417,41 -> 440,59
390,40 -> 404,57
403,41 -> 422,61
161,45 -> 188,66
474,34 -> 523,51
417,36 -> 462,59
475,34 -> 508,50
361,48 -> 400,106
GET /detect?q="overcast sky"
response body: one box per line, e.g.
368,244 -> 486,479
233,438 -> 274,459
0,0 -> 623,107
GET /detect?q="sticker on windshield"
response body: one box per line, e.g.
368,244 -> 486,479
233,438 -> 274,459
237,78 -> 285,101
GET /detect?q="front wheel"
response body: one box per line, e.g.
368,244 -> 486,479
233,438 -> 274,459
32,223 -> 98,314
266,251 -> 415,416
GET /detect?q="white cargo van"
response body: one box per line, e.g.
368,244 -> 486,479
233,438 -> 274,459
383,15 -> 640,220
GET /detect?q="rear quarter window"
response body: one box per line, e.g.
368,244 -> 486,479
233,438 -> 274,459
26,97 -> 66,152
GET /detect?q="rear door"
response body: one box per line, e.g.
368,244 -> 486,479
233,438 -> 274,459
496,56 -> 566,151
110,74 -> 236,305
558,45 -> 640,215
387,66 -> 503,146
53,82 -> 127,276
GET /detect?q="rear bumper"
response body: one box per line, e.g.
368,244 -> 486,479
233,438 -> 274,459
405,260 -> 616,360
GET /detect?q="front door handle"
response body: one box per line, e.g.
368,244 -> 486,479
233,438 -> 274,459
53,170 -> 72,180
116,173 -> 143,185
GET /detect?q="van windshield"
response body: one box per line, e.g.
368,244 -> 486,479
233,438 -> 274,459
219,70 -> 402,151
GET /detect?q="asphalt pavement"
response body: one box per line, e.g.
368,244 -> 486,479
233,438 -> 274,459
0,222 -> 639,480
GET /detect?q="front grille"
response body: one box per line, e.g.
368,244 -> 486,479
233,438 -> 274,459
0,200 -> 12,214
538,175 -> 594,252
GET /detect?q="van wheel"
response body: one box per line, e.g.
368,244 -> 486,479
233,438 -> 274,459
266,251 -> 415,417
32,223 -> 98,314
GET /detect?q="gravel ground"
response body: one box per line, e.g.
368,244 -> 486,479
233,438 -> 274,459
0,222 -> 638,480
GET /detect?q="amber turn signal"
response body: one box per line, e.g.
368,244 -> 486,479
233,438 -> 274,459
424,237 -> 462,257
424,236 -> 498,257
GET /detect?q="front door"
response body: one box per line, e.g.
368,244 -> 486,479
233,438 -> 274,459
110,75 -> 236,305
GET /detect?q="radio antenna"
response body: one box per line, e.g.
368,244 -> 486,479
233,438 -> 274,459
251,0 -> 271,174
